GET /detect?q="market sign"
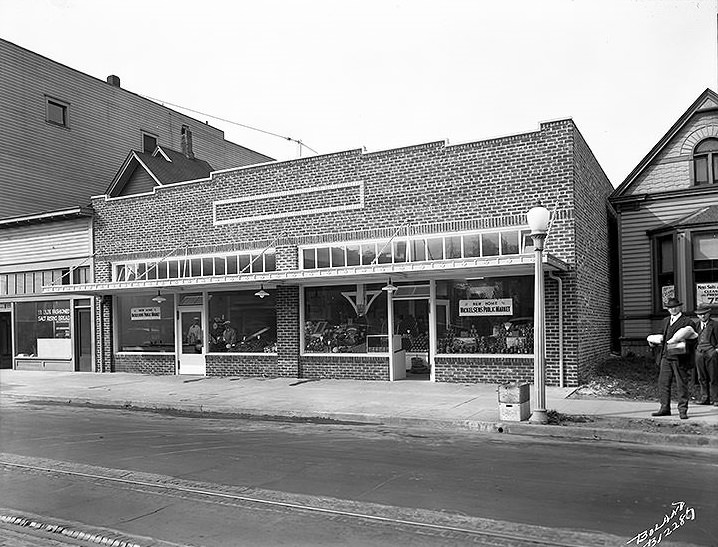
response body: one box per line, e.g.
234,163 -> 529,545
37,307 -> 70,322
696,283 -> 718,304
459,298 -> 513,316
131,307 -> 161,320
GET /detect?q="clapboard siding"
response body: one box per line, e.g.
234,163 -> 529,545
620,196 -> 718,319
0,38 -> 273,220
0,218 -> 90,268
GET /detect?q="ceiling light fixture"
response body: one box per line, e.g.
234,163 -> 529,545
382,278 -> 397,293
151,290 -> 167,304
255,285 -> 269,299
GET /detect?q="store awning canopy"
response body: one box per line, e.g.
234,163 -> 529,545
42,252 -> 568,296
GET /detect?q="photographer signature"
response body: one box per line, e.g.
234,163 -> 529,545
627,501 -> 696,546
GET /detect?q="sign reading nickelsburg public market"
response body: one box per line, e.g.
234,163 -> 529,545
459,298 -> 513,316
130,307 -> 162,320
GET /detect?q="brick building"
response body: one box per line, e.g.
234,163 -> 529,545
610,89 -> 718,355
46,118 -> 614,386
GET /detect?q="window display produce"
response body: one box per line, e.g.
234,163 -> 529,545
437,277 -> 534,355
304,284 -> 388,353
208,291 -> 277,353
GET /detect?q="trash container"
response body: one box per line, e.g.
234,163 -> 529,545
498,383 -> 530,421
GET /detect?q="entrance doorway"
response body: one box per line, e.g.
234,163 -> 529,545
0,311 -> 11,369
74,308 -> 92,371
177,306 -> 205,375
393,299 -> 430,378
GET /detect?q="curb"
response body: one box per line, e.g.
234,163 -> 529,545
0,513 -> 144,547
6,393 -> 718,449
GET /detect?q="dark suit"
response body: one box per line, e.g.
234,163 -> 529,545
657,313 -> 696,414
694,318 -> 718,403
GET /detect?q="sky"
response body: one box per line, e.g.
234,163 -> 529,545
1,0 -> 716,186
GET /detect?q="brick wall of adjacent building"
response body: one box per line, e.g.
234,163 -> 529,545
571,126 -> 616,382
90,119 -> 612,385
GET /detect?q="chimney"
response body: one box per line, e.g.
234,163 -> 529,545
181,125 -> 194,159
106,75 -> 121,87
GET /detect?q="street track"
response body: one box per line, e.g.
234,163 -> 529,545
1,456 -> 622,547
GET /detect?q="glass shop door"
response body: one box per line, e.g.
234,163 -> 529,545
177,306 -> 205,375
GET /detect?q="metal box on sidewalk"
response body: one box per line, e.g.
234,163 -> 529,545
498,383 -> 530,422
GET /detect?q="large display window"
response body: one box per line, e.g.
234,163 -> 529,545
116,294 -> 175,352
304,284 -> 388,353
208,291 -> 277,353
437,277 -> 534,355
15,300 -> 72,358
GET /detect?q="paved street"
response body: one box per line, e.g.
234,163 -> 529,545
0,401 -> 714,546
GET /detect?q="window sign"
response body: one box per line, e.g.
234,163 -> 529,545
131,307 -> 161,320
696,283 -> 718,305
15,300 -> 72,358
459,299 -> 513,316
661,285 -> 675,306
116,295 -> 174,352
37,306 -> 70,323
439,278 -> 533,355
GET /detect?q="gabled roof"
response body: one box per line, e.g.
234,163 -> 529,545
647,205 -> 718,235
107,146 -> 214,197
612,88 -> 718,199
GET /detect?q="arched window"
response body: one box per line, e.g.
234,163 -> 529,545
694,138 -> 718,185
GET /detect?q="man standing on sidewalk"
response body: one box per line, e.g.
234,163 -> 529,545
652,298 -> 696,419
693,304 -> 718,406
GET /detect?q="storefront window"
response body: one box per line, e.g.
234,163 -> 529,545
694,231 -> 718,306
437,277 -> 534,354
208,291 -> 277,353
15,300 -> 72,358
304,284 -> 388,353
116,294 -> 175,352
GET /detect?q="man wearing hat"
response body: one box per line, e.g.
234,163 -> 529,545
693,304 -> 718,406
652,297 -> 697,419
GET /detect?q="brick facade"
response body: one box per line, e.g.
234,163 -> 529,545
84,118 -> 614,386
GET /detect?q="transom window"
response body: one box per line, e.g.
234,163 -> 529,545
301,230 -> 531,270
694,138 -> 718,185
114,251 -> 276,282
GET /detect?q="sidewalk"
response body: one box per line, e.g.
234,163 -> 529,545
2,370 -> 717,448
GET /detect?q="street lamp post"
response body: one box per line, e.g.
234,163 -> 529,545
527,203 -> 550,424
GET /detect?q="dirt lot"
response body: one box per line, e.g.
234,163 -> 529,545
559,355 -> 718,436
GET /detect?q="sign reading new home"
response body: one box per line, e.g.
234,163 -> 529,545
459,298 -> 513,316
131,307 -> 161,320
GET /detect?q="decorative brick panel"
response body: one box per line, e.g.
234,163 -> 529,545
214,182 -> 364,225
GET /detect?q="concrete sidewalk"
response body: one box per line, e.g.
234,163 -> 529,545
2,370 -> 717,448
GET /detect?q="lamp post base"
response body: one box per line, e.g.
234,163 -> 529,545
529,409 -> 549,424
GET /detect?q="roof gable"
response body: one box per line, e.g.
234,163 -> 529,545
107,146 -> 214,197
612,88 -> 718,199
